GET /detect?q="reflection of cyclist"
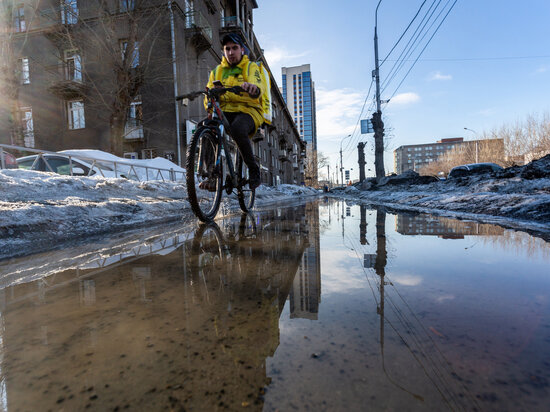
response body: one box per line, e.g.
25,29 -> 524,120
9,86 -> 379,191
203,33 -> 262,191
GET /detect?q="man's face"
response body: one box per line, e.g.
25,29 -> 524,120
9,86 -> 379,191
223,41 -> 243,65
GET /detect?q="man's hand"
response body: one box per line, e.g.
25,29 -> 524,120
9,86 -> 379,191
241,82 -> 260,98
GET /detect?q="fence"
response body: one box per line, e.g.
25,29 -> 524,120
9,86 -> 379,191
0,144 -> 185,182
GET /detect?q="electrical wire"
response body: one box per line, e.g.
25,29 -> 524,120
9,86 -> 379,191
380,0 -> 429,67
384,54 -> 550,62
387,0 -> 458,102
381,0 -> 445,93
380,0 -> 442,93
341,79 -> 374,155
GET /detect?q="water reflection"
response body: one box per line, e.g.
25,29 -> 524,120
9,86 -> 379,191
396,214 -> 505,238
0,207 -> 319,411
0,200 -> 549,410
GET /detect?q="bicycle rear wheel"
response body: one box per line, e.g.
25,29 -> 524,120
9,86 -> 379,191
186,128 -> 223,222
236,152 -> 255,212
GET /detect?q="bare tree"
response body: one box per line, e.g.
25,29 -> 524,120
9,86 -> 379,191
419,138 -> 504,176
41,0 -> 172,155
485,112 -> 550,165
303,149 -> 329,186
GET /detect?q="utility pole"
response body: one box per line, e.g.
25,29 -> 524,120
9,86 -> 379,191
358,142 -> 366,182
373,0 -> 385,180
327,164 -> 330,188
340,148 -> 344,187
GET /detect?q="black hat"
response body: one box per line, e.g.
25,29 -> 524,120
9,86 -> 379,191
221,33 -> 245,47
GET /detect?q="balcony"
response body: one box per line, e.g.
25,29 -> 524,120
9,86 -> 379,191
47,62 -> 89,99
185,10 -> 213,53
124,119 -> 144,140
252,127 -> 265,143
219,16 -> 254,55
278,149 -> 289,162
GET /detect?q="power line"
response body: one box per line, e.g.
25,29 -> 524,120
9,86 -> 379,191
387,0 -> 458,102
384,54 -> 550,62
380,0 -> 442,92
344,0 -> 441,161
381,0 -> 445,93
341,79 -> 374,154
380,0 -> 429,67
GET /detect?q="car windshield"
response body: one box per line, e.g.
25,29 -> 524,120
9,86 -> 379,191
17,158 -> 37,170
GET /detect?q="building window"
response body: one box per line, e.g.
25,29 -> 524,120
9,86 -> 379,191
120,40 -> 140,68
67,100 -> 85,129
184,0 -> 194,26
19,58 -> 30,84
64,50 -> 82,81
20,107 -> 34,147
14,5 -> 26,32
61,0 -> 79,25
119,0 -> 135,12
125,96 -> 143,138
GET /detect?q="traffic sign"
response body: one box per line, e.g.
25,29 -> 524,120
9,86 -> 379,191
361,119 -> 373,134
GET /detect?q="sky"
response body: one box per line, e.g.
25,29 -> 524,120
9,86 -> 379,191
253,0 -> 550,182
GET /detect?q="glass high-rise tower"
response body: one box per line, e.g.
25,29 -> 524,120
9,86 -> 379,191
282,64 -> 318,184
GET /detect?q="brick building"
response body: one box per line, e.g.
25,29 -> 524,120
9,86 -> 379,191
0,0 -> 305,185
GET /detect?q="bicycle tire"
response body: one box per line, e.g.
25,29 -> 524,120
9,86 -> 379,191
186,128 -> 223,222
190,222 -> 229,297
236,152 -> 255,212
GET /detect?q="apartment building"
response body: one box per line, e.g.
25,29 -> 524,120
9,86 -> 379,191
0,0 -> 305,186
393,137 -> 504,174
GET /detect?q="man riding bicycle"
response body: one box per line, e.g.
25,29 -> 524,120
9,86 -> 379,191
202,33 -> 263,191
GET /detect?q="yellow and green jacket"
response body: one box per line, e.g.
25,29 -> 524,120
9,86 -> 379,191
205,55 -> 264,130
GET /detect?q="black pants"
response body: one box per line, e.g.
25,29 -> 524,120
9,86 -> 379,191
224,112 -> 258,172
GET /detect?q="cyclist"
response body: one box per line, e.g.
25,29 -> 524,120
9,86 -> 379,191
201,32 -> 263,191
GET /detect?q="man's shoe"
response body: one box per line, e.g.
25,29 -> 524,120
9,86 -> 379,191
248,166 -> 261,190
198,178 -> 218,192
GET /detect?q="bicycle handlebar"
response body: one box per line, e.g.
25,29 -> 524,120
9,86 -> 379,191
176,86 -> 246,102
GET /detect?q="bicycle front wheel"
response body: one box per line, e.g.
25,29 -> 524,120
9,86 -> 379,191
236,152 -> 255,212
186,128 -> 223,222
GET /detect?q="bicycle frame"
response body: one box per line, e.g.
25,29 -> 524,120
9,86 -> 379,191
203,94 -> 240,192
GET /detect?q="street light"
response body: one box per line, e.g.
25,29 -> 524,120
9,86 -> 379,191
340,134 -> 351,187
464,127 -> 479,163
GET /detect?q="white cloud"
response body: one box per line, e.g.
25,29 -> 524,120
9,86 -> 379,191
264,47 -> 309,66
390,273 -> 423,286
534,66 -> 548,74
429,71 -> 452,81
477,108 -> 496,117
435,294 -> 455,303
315,87 -> 365,138
388,92 -> 420,106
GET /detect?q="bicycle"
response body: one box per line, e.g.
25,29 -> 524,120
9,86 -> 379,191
177,86 -> 256,222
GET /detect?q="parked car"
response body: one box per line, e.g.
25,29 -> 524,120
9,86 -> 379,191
0,149 -> 18,169
448,162 -> 503,178
16,154 -> 129,178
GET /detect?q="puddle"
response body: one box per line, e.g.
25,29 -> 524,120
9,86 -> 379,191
0,199 -> 549,410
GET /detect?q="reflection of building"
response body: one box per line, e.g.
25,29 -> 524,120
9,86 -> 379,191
290,202 -> 321,319
396,214 -> 504,238
393,137 -> 504,173
0,206 -> 312,411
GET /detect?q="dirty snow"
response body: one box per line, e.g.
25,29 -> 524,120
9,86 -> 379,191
0,169 -> 318,259
334,155 -> 550,239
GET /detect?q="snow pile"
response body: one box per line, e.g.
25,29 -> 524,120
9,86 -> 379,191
59,149 -> 186,181
337,155 -> 550,234
0,169 -> 318,259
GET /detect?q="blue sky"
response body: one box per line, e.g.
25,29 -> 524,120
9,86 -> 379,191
254,0 -> 550,181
